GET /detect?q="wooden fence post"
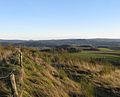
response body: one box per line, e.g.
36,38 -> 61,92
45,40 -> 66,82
18,48 -> 24,97
10,73 -> 18,97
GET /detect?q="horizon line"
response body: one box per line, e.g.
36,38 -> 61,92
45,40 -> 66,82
0,38 -> 120,41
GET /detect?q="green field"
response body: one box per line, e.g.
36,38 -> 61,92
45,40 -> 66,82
47,48 -> 120,66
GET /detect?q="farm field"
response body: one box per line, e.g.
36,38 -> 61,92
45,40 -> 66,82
47,47 -> 120,66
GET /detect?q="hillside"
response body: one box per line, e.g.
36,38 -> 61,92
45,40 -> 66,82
0,46 -> 120,97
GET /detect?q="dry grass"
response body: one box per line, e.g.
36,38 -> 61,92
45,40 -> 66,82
97,69 -> 120,87
0,46 -> 120,97
78,63 -> 104,73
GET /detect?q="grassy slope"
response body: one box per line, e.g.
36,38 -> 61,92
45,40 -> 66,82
0,46 -> 120,97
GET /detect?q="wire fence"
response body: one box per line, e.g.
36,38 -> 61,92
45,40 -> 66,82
0,69 -> 15,80
0,48 -> 22,97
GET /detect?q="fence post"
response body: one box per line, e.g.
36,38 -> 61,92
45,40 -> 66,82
18,48 -> 24,97
10,73 -> 18,97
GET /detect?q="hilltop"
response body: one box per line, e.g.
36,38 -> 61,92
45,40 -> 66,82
0,45 -> 120,97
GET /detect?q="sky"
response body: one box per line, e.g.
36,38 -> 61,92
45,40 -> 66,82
0,0 -> 120,40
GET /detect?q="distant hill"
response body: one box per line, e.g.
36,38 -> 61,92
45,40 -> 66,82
0,39 -> 120,47
0,39 -> 25,43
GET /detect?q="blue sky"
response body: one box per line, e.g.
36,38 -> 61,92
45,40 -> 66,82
0,0 -> 120,40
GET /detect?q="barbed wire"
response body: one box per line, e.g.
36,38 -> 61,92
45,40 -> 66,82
0,50 -> 18,80
0,69 -> 15,80
0,47 -> 22,97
